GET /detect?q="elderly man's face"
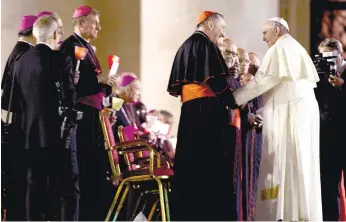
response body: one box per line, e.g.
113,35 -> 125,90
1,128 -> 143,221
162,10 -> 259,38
128,80 -> 141,103
222,40 -> 238,68
209,17 -> 226,46
238,48 -> 250,75
80,14 -> 101,39
221,40 -> 240,78
262,23 -> 279,47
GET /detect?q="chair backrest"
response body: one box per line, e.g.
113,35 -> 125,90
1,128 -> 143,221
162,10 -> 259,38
116,125 -> 137,170
121,125 -> 139,141
119,126 -> 151,159
99,108 -> 120,176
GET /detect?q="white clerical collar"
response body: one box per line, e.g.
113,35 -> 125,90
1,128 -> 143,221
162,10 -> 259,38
36,42 -> 54,50
18,40 -> 34,47
74,32 -> 90,43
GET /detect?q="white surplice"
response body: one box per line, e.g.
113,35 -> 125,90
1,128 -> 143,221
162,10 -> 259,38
233,35 -> 322,221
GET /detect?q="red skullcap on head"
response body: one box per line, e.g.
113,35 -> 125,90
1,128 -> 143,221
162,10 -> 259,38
19,15 -> 38,31
37,11 -> 53,17
197,11 -> 216,25
120,74 -> 137,87
72,6 -> 93,18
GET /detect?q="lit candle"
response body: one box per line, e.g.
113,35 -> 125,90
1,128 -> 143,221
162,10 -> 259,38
108,55 -> 120,76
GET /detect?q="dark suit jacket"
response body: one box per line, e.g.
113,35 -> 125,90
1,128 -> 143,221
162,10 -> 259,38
14,43 -> 76,149
1,41 -> 33,113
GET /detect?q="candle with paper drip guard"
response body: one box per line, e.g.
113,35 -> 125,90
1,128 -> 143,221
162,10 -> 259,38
108,55 -> 120,76
74,46 -> 88,84
101,55 -> 121,108
75,46 -> 88,71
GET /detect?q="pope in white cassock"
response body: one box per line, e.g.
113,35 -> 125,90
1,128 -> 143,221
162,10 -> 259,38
233,17 -> 323,221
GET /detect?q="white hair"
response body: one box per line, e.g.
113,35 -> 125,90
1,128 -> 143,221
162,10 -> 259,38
33,15 -> 58,42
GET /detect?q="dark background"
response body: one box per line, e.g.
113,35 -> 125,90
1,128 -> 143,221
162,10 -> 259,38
311,0 -> 346,57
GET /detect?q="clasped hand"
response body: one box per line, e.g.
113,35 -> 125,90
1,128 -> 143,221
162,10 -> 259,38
328,74 -> 344,88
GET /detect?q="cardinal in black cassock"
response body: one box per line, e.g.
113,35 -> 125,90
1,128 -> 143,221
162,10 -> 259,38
167,11 -> 238,221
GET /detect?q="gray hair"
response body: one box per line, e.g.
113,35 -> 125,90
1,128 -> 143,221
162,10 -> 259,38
72,9 -> 99,27
33,15 -> 58,42
319,38 -> 343,54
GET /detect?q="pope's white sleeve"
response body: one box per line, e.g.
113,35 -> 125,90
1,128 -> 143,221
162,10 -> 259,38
233,72 -> 281,105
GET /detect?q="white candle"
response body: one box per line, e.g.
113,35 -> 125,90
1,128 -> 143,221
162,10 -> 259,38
110,56 -> 120,76
75,60 -> 81,72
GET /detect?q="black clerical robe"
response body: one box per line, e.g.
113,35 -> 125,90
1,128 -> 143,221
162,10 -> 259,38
1,41 -> 33,113
59,34 -> 112,220
167,31 -> 237,221
1,40 -> 33,221
59,33 -> 111,109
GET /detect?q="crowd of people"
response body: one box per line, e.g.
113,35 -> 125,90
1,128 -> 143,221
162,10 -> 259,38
1,5 -> 346,222
1,6 -> 176,221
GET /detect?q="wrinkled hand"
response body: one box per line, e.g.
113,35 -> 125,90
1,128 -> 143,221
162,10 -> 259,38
248,113 -> 263,127
97,73 -> 117,86
329,74 -> 344,88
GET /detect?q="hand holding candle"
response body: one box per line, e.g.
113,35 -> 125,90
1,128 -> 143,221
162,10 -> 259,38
75,46 -> 88,71
74,46 -> 88,84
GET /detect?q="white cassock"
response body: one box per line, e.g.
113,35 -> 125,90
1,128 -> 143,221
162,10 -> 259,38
233,34 -> 322,221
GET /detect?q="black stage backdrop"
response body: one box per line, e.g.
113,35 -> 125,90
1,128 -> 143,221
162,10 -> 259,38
311,0 -> 346,57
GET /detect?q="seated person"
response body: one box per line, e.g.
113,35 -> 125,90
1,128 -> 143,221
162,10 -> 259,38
111,73 -> 145,139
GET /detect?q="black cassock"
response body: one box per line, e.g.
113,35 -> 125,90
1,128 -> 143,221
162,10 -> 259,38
1,41 -> 33,221
167,31 -> 238,221
2,41 -> 33,112
59,33 -> 113,221
14,43 -> 78,221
